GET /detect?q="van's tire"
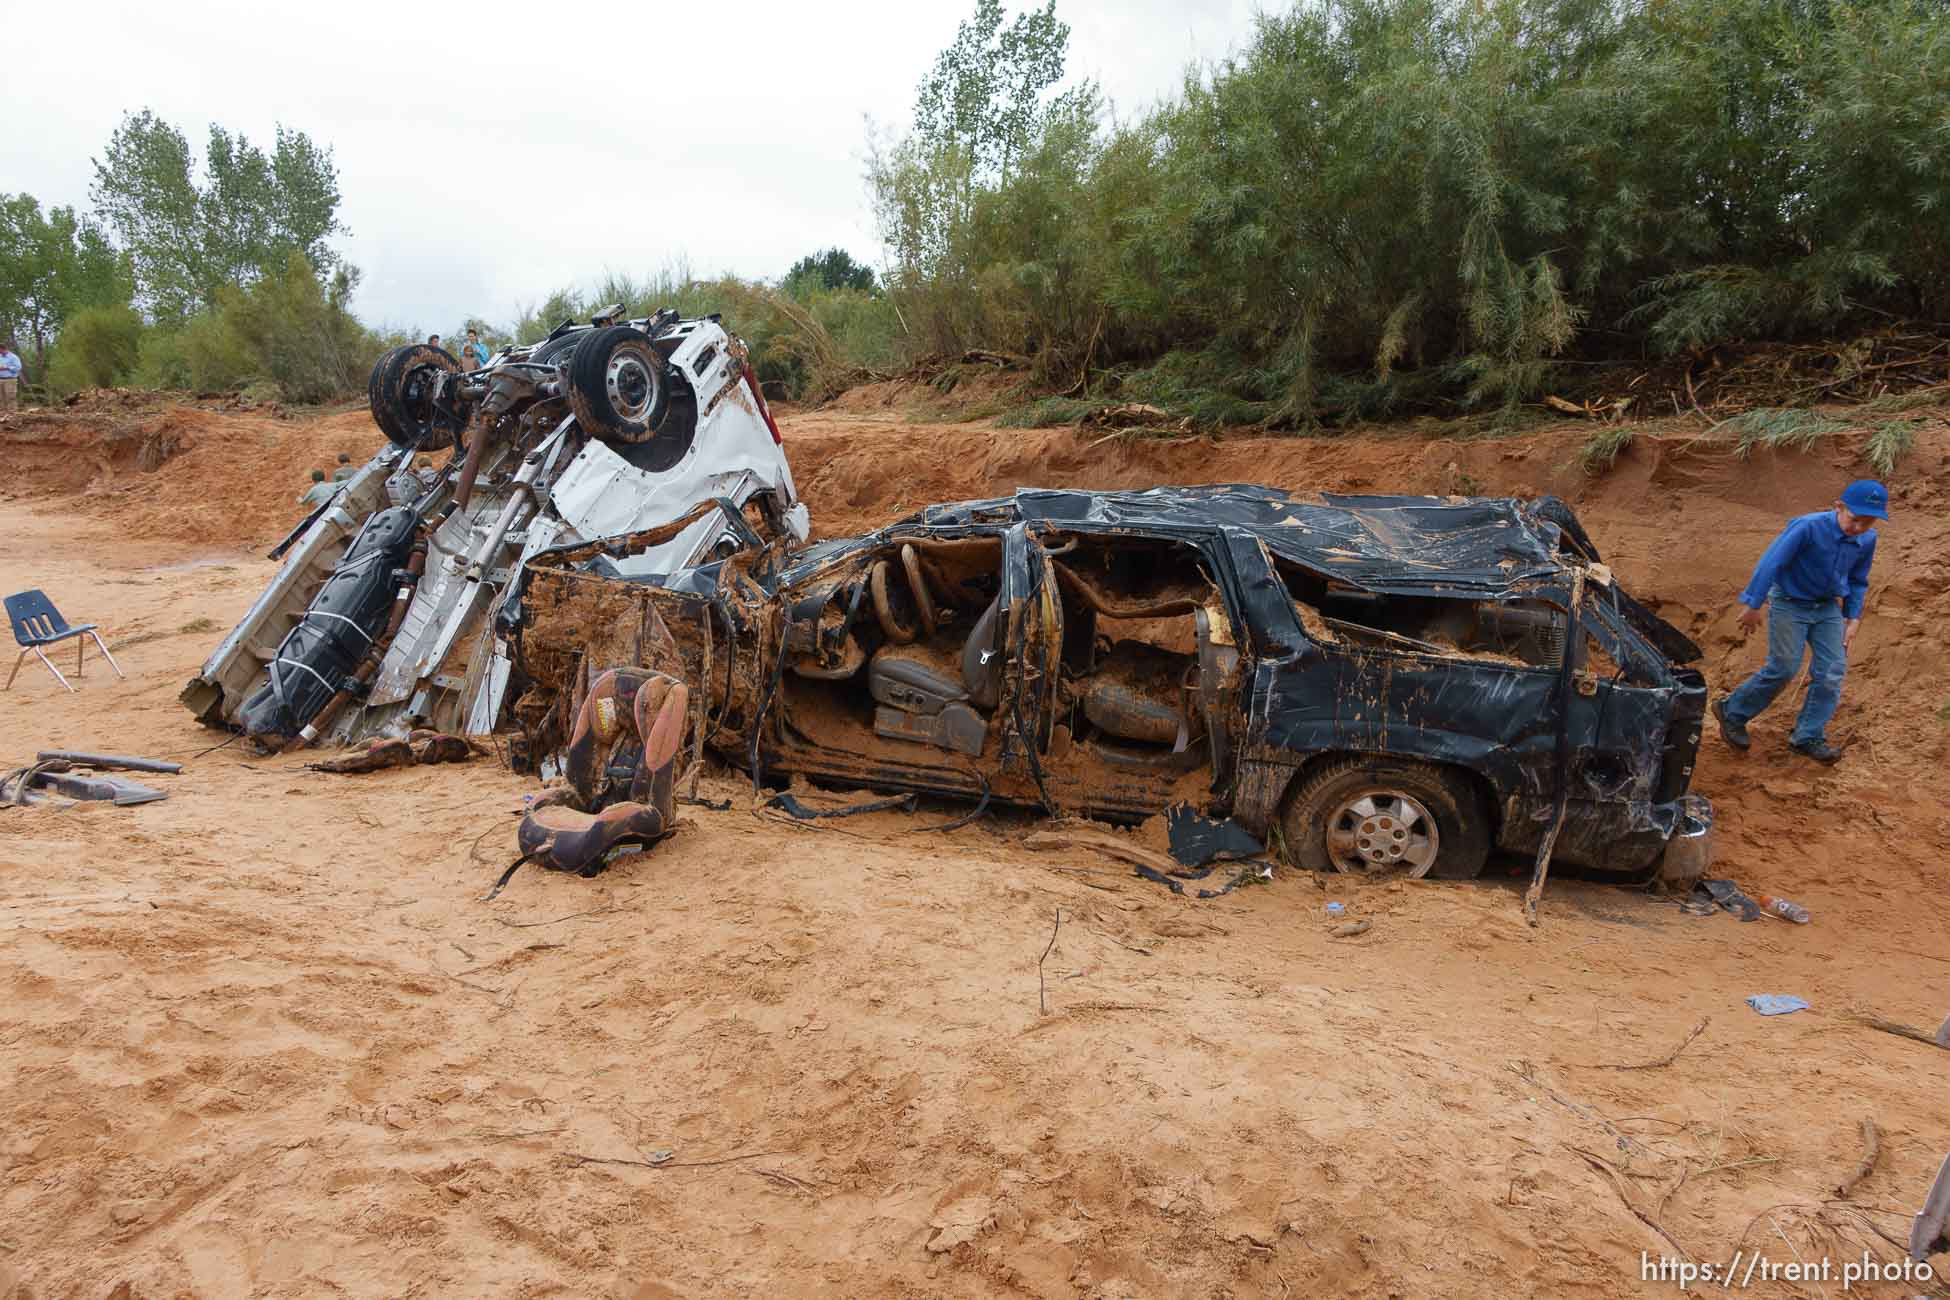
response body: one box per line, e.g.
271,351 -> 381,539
567,325 -> 667,443
1280,756 -> 1490,880
369,345 -> 463,450
529,329 -> 585,367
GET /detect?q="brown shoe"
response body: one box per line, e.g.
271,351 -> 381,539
1712,699 -> 1750,750
1788,738 -> 1842,765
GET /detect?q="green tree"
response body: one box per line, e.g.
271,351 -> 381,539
913,0 -> 1083,183
785,248 -> 878,294
218,253 -> 375,404
45,304 -> 144,393
874,0 -> 1102,366
0,194 -> 132,371
89,109 -> 346,321
868,0 -> 1950,422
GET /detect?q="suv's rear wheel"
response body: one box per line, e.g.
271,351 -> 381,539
369,344 -> 463,450
1280,756 -> 1489,879
567,325 -> 667,443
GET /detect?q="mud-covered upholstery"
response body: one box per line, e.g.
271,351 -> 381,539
517,668 -> 687,875
1083,681 -> 1187,747
869,641 -> 968,715
1079,640 -> 1192,747
865,594 -> 1006,757
959,596 -> 1005,709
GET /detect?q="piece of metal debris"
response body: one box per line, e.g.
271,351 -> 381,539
35,750 -> 184,774
4,762 -> 169,806
1165,803 -> 1263,867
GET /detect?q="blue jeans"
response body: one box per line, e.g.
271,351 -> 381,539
1722,590 -> 1846,745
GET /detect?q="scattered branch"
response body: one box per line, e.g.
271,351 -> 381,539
567,1149 -> 780,1171
1846,1012 -> 1949,1052
749,1167 -> 819,1195
1834,1118 -> 1880,1200
1509,1062 -> 1653,1157
1022,829 -> 1180,876
1038,907 -> 1062,1016
1571,1145 -> 1692,1263
492,906 -> 627,929
1588,1017 -> 1709,1071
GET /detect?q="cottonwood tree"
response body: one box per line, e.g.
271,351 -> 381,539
913,0 -> 1080,184
0,193 -> 132,370
89,110 -> 345,322
786,248 -> 877,294
875,0 -> 1097,292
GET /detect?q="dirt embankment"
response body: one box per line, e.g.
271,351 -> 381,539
1,392 -> 378,548
1,392 -> 1947,1298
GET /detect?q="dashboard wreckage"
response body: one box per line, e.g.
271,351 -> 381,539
181,306 -> 804,748
506,485 -> 1715,888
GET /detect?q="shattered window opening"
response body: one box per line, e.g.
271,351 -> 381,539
1041,532 -> 1229,761
1273,555 -> 1577,671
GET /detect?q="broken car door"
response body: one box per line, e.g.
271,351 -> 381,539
1026,526 -> 1246,820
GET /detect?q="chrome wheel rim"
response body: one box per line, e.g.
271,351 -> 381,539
604,346 -> 659,423
1324,789 -> 1440,877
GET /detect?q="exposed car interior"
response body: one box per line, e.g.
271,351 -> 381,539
780,536 -> 1007,758
1274,557 -> 1573,669
1041,532 -> 1238,771
773,531 -> 1243,770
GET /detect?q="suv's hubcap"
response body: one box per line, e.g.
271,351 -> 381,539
605,349 -> 656,421
1325,791 -> 1439,876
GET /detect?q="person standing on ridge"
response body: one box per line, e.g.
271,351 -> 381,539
0,340 -> 22,415
1713,480 -> 1888,765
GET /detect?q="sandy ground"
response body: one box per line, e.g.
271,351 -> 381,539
2,394 -> 1949,1298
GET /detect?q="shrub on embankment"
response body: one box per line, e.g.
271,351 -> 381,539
867,0 -> 1950,426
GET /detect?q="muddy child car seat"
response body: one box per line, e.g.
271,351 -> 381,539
516,668 -> 688,875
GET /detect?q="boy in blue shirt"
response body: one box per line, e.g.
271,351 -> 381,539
1713,479 -> 1887,764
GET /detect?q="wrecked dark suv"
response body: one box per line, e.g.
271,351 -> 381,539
509,486 -> 1713,887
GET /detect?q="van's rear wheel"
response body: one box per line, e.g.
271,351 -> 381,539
1280,757 -> 1489,879
567,325 -> 667,443
369,344 -> 463,450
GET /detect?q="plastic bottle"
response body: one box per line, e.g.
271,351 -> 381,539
1756,894 -> 1811,924
1325,902 -> 1346,917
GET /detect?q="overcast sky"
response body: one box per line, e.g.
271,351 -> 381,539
4,0 -> 1260,334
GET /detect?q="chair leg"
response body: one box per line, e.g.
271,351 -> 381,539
5,648 -> 27,691
78,634 -> 86,678
90,631 -> 125,680
33,647 -> 76,693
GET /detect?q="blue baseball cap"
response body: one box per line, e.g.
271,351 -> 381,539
1841,479 -> 1889,520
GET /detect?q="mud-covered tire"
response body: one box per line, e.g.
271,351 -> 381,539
1280,756 -> 1490,880
369,344 -> 463,451
529,329 -> 586,368
567,325 -> 667,443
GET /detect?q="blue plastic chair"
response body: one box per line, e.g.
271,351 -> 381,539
5,589 -> 124,694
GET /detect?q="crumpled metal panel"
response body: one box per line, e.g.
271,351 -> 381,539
906,486 -> 1580,599
550,435 -> 787,543
366,498 -> 500,706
